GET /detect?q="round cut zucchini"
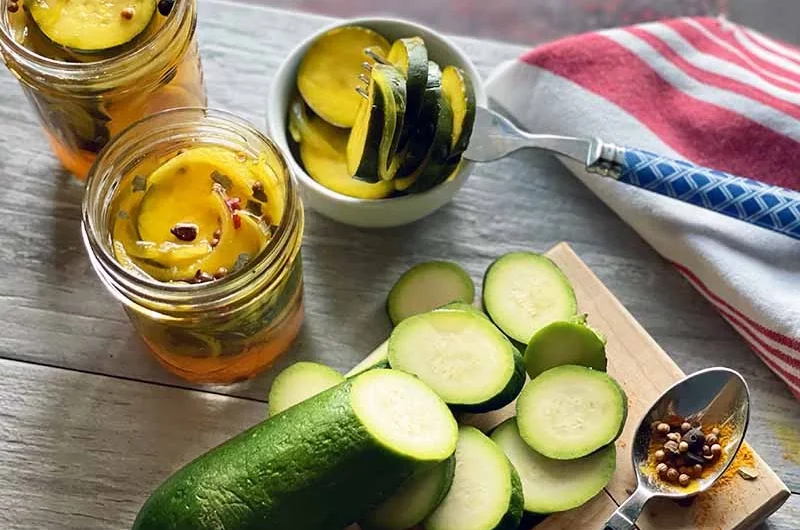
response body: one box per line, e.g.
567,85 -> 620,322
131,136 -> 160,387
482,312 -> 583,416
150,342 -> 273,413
28,0 -> 157,52
297,26 -> 390,128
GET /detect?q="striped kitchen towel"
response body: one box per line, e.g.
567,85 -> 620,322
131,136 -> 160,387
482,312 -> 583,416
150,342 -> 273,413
486,17 -> 800,397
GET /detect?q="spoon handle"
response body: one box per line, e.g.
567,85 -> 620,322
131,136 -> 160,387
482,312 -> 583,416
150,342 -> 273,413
585,143 -> 800,241
601,486 -> 652,530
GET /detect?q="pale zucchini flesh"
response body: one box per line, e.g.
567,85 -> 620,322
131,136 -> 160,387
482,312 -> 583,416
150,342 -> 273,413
345,341 -> 390,378
483,252 -> 578,344
387,260 -> 475,325
516,365 -> 627,460
388,309 -> 525,413
362,455 -> 456,530
267,361 -> 345,416
492,418 -> 616,514
424,426 -> 523,530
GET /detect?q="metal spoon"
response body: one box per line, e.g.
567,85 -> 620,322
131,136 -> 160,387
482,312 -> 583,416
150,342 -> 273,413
602,367 -> 750,530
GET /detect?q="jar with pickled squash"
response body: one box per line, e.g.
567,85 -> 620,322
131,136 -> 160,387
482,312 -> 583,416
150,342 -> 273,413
82,109 -> 305,384
0,0 -> 206,179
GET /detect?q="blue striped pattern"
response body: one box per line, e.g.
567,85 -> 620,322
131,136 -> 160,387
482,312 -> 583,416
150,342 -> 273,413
619,148 -> 800,240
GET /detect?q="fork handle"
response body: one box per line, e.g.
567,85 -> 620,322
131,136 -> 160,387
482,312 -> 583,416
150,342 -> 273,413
586,143 -> 800,241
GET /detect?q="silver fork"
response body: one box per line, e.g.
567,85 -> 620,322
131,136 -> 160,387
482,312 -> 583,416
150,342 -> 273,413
463,106 -> 800,241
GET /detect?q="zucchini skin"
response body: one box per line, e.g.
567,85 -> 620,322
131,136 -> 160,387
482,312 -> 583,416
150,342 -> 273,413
133,380 -> 431,530
350,97 -> 386,183
448,345 -> 526,414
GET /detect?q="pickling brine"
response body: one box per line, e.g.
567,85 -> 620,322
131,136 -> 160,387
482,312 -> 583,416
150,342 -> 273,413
82,109 -> 305,384
0,0 -> 205,179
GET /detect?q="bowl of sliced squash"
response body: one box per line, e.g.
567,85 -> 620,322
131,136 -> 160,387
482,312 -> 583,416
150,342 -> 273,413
267,18 -> 486,228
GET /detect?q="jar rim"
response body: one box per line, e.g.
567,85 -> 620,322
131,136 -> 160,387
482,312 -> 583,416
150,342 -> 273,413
81,107 -> 303,312
0,0 -> 195,94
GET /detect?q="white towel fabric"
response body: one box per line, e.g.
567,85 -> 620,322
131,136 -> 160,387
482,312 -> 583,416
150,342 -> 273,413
485,16 -> 800,397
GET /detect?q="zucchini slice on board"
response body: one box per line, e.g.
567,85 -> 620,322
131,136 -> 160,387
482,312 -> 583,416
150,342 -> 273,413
387,261 -> 475,325
345,341 -> 390,378
298,111 -> 394,199
388,309 -> 526,413
524,320 -> 607,379
133,369 -> 458,530
388,37 -> 428,142
441,66 -> 477,160
482,252 -> 578,344
28,0 -> 157,52
361,456 -> 456,530
436,301 -> 490,321
267,361 -> 345,416
492,418 -> 616,514
347,64 -> 407,182
516,365 -> 628,460
424,426 -> 523,530
297,26 -> 390,128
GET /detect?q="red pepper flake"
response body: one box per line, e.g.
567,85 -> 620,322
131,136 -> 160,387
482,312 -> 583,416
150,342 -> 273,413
232,212 -> 242,229
170,223 -> 198,242
226,197 -> 241,211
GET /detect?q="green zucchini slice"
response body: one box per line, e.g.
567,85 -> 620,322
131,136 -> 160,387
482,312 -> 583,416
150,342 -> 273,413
441,66 -> 477,160
345,341 -> 390,378
388,37 -> 428,143
28,0 -> 157,52
424,426 -> 523,530
482,252 -> 578,344
387,260 -> 475,325
524,320 -> 607,379
361,455 -> 456,530
346,63 -> 406,182
492,418 -> 616,514
516,365 -> 628,460
297,26 -> 391,128
388,308 -> 525,413
267,361 -> 345,416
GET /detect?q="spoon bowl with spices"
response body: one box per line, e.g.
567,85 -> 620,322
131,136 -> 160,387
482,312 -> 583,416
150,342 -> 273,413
603,367 -> 750,530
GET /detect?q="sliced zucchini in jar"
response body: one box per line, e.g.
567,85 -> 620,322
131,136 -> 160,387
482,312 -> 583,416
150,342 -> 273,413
28,0 -> 157,52
387,37 -> 428,142
388,308 -> 525,413
300,114 -> 394,200
441,66 -> 477,160
297,26 -> 390,128
346,63 -> 406,182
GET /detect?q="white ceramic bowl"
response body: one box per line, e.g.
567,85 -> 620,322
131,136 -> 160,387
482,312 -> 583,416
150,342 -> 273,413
267,17 -> 487,228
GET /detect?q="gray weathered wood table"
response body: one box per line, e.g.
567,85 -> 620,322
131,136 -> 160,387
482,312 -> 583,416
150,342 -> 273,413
0,1 -> 797,528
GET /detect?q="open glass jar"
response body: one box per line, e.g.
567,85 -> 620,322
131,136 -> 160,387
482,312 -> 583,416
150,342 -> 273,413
0,0 -> 206,179
82,108 -> 305,384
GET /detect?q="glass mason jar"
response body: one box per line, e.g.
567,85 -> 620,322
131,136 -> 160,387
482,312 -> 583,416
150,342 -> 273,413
82,109 -> 305,384
0,0 -> 206,179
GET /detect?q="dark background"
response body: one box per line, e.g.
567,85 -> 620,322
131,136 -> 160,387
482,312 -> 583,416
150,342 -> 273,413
243,0 -> 799,46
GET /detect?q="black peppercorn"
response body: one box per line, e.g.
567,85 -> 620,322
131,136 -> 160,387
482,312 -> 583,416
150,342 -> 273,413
158,0 -> 175,16
682,427 -> 706,451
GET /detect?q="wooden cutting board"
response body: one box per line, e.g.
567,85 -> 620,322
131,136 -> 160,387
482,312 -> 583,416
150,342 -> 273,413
460,243 -> 790,530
